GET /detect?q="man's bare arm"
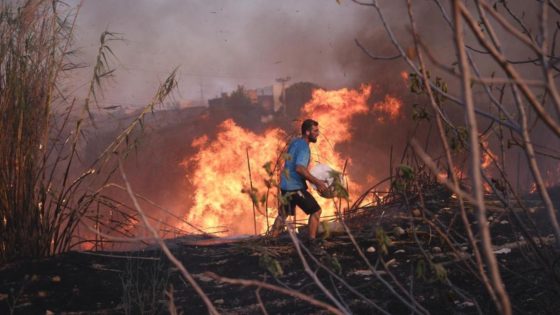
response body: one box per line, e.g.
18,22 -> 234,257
296,165 -> 328,193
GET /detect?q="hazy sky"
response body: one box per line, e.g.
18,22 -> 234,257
60,0 -> 542,111
63,0 -> 395,107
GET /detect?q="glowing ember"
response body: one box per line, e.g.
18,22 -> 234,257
529,182 -> 537,194
400,71 -> 409,84
437,171 -> 447,183
81,242 -> 95,251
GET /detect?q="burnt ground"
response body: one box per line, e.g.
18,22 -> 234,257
1,186 -> 560,314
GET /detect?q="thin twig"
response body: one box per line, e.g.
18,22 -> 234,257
204,272 -> 344,315
118,160 -> 219,315
454,2 -> 512,313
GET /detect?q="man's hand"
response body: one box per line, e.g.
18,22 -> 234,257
296,165 -> 329,194
314,180 -> 329,194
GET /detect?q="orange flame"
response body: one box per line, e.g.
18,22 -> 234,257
299,85 -> 374,215
81,242 -> 95,251
529,182 -> 537,193
481,139 -> 497,170
480,139 -> 499,193
181,120 -> 286,235
373,95 -> 402,122
436,166 -> 465,183
181,85 -> 403,235
437,171 -> 447,183
400,71 -> 409,81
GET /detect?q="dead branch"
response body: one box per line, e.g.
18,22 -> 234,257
285,226 -> 351,314
255,284 -> 269,315
407,0 -> 501,306
338,213 -> 429,314
511,85 -> 560,246
454,2 -> 512,313
354,0 -> 522,133
203,272 -> 344,315
462,1 -> 560,138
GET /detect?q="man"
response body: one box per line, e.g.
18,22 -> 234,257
270,119 -> 328,252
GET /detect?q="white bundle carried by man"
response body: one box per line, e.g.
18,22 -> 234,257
309,163 -> 344,199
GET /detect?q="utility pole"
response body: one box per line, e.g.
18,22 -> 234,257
199,77 -> 204,107
276,76 -> 291,116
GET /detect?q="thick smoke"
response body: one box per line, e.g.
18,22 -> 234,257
68,0 -> 432,102
68,1 -> 545,107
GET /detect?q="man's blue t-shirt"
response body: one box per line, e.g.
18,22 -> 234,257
280,138 -> 310,191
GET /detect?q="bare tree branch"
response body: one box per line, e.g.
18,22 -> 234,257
354,38 -> 401,60
203,272 -> 345,315
454,2 -> 512,314
462,2 -> 560,137
406,0 -> 500,306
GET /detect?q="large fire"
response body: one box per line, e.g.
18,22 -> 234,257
180,85 -> 403,235
181,120 -> 286,235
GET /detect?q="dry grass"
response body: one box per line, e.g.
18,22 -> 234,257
0,0 -> 75,262
0,0 -> 177,264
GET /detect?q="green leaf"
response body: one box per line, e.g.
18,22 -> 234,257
278,192 -> 294,206
259,254 -> 284,277
433,263 -> 447,282
416,259 -> 426,280
262,161 -> 273,176
398,164 -> 415,180
321,254 -> 342,274
375,228 -> 391,255
283,168 -> 291,180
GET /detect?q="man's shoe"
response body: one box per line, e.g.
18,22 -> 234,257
308,239 -> 326,256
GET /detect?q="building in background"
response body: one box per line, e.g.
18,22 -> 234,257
208,83 -> 283,123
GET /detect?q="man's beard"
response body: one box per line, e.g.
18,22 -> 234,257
308,135 -> 317,143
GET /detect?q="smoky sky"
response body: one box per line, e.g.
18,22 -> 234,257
56,0 -> 544,109
63,0 -> 428,107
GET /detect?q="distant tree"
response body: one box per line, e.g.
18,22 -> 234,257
226,85 -> 252,107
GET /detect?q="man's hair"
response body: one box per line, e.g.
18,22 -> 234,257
301,119 -> 318,136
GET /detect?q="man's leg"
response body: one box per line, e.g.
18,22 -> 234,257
293,190 -> 324,254
270,190 -> 294,237
295,190 -> 322,240
308,209 -> 322,240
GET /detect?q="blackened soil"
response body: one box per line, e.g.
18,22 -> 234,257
1,188 -> 560,314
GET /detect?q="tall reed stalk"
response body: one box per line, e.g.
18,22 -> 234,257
0,0 -> 74,262
0,0 -> 177,264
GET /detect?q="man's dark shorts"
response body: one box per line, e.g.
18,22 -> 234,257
280,189 -> 321,216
